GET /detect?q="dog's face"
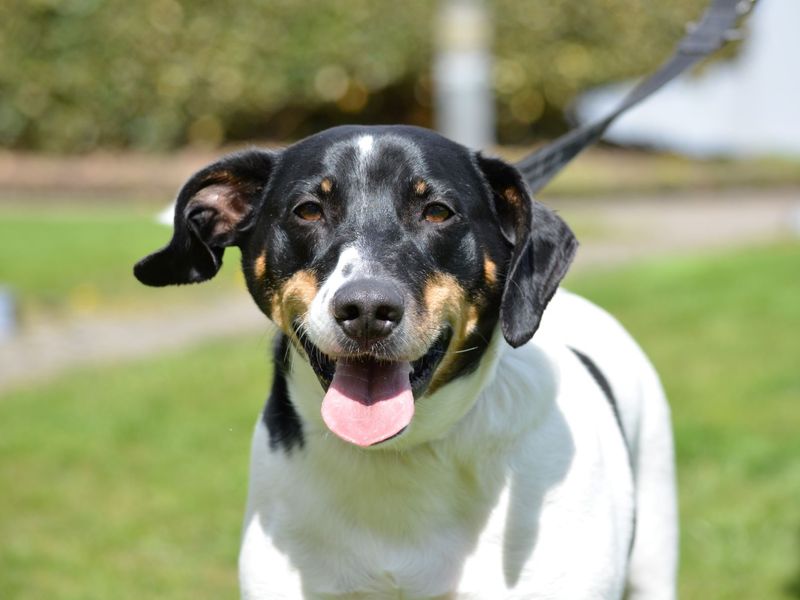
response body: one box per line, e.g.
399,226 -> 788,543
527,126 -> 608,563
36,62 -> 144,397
135,126 -> 576,447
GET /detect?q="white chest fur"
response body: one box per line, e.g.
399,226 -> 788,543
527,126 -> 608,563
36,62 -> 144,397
240,330 -> 634,599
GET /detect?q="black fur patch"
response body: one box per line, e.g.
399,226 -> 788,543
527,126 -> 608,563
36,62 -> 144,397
263,335 -> 304,453
570,346 -> 636,555
569,348 -> 624,440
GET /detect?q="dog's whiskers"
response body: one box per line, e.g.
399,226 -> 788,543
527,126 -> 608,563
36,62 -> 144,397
450,345 -> 480,355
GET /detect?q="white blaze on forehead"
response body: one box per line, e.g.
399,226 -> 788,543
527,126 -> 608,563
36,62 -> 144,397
323,246 -> 366,295
356,135 -> 374,158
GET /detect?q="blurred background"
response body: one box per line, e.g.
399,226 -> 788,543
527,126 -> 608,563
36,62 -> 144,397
1,0 -> 798,598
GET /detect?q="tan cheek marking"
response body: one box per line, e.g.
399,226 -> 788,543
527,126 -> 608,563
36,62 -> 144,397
269,295 -> 284,330
483,256 -> 497,286
423,274 -> 463,314
414,179 -> 428,196
269,271 -> 318,333
420,273 -> 465,342
418,274 -> 485,394
427,300 -> 482,395
320,177 -> 333,194
421,275 -> 479,335
464,304 -> 479,336
254,251 -> 267,280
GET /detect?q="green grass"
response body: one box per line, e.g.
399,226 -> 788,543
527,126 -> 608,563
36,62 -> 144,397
0,205 -> 242,315
1,242 -> 798,598
0,334 -> 272,600
568,242 -> 800,600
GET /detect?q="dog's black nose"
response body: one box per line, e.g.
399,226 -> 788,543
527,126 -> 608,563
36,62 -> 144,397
332,279 -> 404,342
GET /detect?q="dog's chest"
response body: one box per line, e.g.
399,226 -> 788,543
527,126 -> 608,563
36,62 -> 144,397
267,441 -> 511,596
243,338 -> 634,598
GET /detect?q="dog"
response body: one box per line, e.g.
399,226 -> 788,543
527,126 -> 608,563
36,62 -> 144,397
134,125 -> 677,599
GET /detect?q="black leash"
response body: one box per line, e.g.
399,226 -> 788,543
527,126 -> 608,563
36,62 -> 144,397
516,0 -> 758,194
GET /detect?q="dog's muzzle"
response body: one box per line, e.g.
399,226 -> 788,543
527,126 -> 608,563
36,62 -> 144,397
296,319 -> 452,448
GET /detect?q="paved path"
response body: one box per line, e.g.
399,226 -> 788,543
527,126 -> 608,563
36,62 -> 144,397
553,188 -> 799,267
1,188 -> 797,393
0,296 -> 270,393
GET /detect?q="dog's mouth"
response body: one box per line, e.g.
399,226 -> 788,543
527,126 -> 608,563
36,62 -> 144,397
295,326 -> 452,447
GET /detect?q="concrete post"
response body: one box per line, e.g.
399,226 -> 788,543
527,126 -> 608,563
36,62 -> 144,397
433,0 -> 496,150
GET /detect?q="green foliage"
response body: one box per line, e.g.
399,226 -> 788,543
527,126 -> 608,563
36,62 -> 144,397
0,0 -> 706,151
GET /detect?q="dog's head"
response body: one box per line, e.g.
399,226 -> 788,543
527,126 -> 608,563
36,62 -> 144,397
135,126 -> 576,447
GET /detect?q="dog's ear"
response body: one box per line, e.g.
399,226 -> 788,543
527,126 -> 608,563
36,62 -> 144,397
477,154 -> 578,348
134,149 -> 275,287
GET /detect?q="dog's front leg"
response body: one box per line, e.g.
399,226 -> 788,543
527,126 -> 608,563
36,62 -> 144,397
239,417 -> 304,599
239,508 -> 302,599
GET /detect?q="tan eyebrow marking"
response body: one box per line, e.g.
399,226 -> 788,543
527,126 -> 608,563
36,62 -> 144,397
414,179 -> 428,196
320,178 -> 333,194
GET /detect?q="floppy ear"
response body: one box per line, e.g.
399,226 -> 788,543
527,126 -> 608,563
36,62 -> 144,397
477,154 -> 578,348
134,149 -> 275,287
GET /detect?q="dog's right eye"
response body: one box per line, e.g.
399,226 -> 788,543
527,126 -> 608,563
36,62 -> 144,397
422,202 -> 454,224
294,201 -> 324,222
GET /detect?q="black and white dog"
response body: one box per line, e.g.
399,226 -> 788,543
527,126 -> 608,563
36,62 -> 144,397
135,125 -> 677,599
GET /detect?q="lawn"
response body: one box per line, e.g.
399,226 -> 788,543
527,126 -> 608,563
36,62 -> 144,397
0,334 -> 272,600
1,242 -> 798,599
0,204 -> 243,316
568,242 -> 800,600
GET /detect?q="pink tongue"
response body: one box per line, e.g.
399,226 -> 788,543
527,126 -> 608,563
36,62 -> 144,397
321,359 -> 414,447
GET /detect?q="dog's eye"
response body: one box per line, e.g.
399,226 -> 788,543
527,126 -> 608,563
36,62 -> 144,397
422,203 -> 454,224
294,201 -> 324,222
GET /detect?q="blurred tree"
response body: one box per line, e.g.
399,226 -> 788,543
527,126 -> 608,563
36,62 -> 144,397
0,0 -> 705,151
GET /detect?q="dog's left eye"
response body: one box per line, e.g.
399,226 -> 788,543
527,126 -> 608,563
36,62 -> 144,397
422,203 -> 454,223
294,201 -> 324,222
